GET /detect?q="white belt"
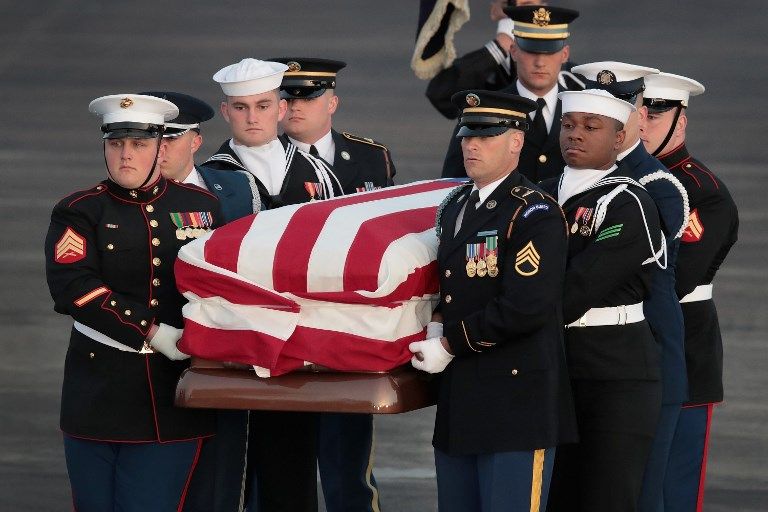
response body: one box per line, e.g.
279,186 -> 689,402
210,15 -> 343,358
680,284 -> 713,304
73,321 -> 153,353
567,303 -> 645,328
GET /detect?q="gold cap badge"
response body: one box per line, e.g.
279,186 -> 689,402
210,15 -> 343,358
120,97 -> 134,109
465,93 -> 481,107
287,61 -> 301,72
532,8 -> 551,27
597,70 -> 616,85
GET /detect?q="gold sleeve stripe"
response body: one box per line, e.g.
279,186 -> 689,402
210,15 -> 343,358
74,286 -> 109,307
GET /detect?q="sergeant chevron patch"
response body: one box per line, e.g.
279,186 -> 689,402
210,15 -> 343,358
515,241 -> 540,276
595,223 -> 623,242
54,227 -> 86,263
682,209 -> 704,242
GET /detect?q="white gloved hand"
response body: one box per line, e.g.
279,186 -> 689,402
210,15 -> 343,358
426,321 -> 444,339
409,337 -> 454,374
149,323 -> 190,361
497,18 -> 515,39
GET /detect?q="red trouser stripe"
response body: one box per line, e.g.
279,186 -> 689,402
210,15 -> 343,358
696,403 -> 714,512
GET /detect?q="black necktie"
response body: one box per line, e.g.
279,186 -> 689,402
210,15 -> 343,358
309,144 -> 319,157
461,190 -> 481,228
530,98 -> 548,147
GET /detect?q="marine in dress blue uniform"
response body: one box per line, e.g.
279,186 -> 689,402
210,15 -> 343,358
441,5 -> 582,183
45,94 -> 221,512
641,72 -> 739,512
570,62 -> 691,512
542,89 -> 664,512
412,90 -> 577,512
272,56 -> 398,512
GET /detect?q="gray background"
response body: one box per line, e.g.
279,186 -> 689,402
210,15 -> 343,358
1,0 -> 766,510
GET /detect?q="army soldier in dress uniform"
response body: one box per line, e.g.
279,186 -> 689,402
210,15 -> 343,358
570,61 -> 690,512
441,4 -> 581,183
541,89 -> 664,512
425,1 -> 583,119
271,56 -> 394,512
202,58 -> 343,208
411,89 -> 577,512
640,72 -> 739,511
44,94 -> 221,511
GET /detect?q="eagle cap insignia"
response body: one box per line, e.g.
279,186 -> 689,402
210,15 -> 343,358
532,8 -> 551,27
287,61 -> 301,72
120,97 -> 134,109
465,93 -> 481,107
597,70 -> 616,85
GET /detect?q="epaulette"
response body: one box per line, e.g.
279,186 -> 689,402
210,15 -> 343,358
64,183 -> 109,207
342,131 -> 389,151
510,185 -> 548,205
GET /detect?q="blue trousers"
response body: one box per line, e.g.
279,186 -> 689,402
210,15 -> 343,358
318,413 -> 380,512
64,435 -> 202,512
434,447 -> 555,512
664,404 -> 713,512
638,403 -> 682,512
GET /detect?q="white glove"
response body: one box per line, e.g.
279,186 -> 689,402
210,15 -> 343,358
149,323 -> 190,361
496,18 -> 515,39
426,321 -> 444,339
409,337 -> 454,374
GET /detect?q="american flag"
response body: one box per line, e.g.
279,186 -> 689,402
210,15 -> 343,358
175,180 -> 465,376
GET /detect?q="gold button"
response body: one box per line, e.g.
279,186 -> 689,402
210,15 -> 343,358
140,320 -> 148,327
150,220 -> 159,228
445,295 -> 452,303
107,243 -> 114,250
511,369 -> 519,376
152,278 -> 160,286
145,204 -> 154,213
89,352 -> 95,359
124,309 -> 131,316
150,299 -> 159,307
685,163 -> 692,169
445,270 -> 451,278
538,154 -> 547,164
152,238 -> 160,246
152,257 -> 161,266
96,186 -> 104,191
110,300 -> 117,306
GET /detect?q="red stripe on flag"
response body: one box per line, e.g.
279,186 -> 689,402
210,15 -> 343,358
343,207 -> 438,291
204,215 -> 254,273
272,181 -> 459,293
175,258 -> 298,311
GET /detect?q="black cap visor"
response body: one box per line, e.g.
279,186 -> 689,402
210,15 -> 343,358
515,37 -> 566,54
280,87 -> 326,100
101,122 -> 162,140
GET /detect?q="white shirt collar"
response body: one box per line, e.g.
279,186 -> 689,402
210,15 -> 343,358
617,139 -> 641,162
557,165 -> 617,206
516,80 -> 559,132
181,166 -> 207,190
474,172 -> 510,206
287,130 -> 335,165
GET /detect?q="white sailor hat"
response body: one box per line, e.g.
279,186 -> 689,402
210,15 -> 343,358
558,89 -> 636,124
213,58 -> 289,97
89,94 -> 178,139
643,72 -> 705,110
571,61 -> 659,102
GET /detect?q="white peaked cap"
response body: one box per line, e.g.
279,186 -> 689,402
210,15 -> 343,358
644,72 -> 705,106
89,94 -> 178,125
213,58 -> 289,97
558,89 -> 636,124
571,61 -> 659,82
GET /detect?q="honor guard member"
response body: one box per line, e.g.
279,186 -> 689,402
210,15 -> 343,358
142,91 -> 262,512
441,4 -> 581,183
411,90 -> 577,512
541,89 -> 664,512
143,90 -> 261,223
640,72 -> 739,511
44,94 -> 221,511
271,56 -> 394,512
426,1 -> 583,119
202,58 -> 343,208
202,58 -> 344,512
274,56 -> 396,193
571,61 -> 690,512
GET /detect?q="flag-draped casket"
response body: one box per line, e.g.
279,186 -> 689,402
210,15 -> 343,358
175,180 -> 464,376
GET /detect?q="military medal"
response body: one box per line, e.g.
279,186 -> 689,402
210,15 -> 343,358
485,236 -> 498,277
304,182 -> 319,201
475,241 -> 487,277
571,222 -> 578,234
466,244 -> 477,277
